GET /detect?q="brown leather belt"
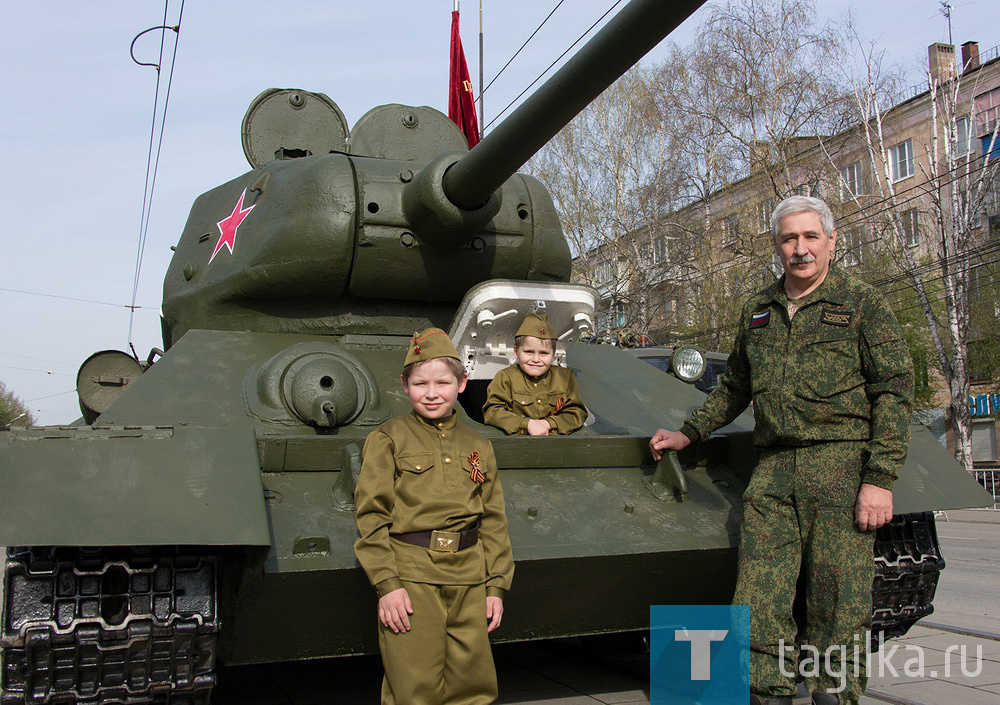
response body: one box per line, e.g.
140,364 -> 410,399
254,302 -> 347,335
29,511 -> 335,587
391,523 -> 479,552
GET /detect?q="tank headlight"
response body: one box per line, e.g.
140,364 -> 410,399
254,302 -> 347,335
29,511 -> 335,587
670,346 -> 706,383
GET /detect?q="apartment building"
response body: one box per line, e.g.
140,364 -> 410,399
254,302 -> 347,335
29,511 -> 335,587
577,40 -> 1000,464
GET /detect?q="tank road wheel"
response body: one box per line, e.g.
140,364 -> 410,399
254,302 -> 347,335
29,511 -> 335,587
1,547 -> 218,704
871,512 -> 945,638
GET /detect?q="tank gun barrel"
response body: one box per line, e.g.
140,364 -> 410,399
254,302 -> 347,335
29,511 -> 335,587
443,0 -> 704,210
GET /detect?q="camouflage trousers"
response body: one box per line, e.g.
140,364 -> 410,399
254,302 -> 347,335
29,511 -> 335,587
733,442 -> 875,705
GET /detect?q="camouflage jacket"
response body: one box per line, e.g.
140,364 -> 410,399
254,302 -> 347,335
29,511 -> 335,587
681,266 -> 913,489
354,411 -> 514,597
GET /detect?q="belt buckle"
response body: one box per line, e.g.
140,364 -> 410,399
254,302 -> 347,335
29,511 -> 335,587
429,530 -> 460,552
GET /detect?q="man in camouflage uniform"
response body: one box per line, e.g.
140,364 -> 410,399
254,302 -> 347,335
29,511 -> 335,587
651,196 -> 913,705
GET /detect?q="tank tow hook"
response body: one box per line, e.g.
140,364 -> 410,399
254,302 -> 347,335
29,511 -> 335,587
331,443 -> 362,511
643,450 -> 688,503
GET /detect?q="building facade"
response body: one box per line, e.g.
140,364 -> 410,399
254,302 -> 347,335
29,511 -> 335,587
575,40 -> 1000,467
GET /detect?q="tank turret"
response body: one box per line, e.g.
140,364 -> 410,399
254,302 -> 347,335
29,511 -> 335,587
162,0 -> 705,344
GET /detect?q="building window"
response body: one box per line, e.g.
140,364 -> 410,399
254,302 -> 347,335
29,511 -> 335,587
610,301 -> 627,329
662,294 -> 677,317
971,419 -> 998,464
902,208 -> 919,247
956,116 -> 972,156
841,161 -> 862,199
968,339 -> 995,383
770,252 -> 783,278
759,199 -> 775,234
983,134 -> 1000,160
651,236 -> 668,265
841,229 -> 864,266
723,214 -> 739,244
889,140 -> 914,181
594,260 -> 612,284
975,86 -> 1000,138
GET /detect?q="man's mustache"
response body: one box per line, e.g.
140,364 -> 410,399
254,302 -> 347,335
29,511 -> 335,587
789,253 -> 816,264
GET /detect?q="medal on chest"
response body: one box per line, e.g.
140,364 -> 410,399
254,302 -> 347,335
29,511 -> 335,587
468,451 -> 485,484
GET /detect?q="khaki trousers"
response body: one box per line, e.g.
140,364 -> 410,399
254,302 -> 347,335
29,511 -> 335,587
378,580 -> 497,705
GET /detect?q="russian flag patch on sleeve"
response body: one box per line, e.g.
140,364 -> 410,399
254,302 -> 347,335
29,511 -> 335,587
750,311 -> 770,329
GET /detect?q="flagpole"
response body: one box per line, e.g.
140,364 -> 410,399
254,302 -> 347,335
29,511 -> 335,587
479,0 -> 484,137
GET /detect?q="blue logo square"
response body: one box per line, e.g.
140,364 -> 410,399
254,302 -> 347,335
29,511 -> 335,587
650,605 -> 749,705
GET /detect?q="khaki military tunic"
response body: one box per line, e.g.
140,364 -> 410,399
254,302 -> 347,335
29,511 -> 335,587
677,266 -> 913,703
354,411 -> 514,705
354,410 -> 514,596
482,364 -> 587,435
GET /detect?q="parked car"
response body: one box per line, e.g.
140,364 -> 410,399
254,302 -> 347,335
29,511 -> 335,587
627,345 -> 730,394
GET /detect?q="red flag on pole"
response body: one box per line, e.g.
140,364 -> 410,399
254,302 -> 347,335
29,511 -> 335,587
449,10 -> 481,148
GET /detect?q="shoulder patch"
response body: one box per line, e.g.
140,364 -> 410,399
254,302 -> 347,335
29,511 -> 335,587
821,308 -> 852,327
750,311 -> 770,329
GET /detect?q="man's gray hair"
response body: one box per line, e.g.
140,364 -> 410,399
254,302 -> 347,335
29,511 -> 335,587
769,195 -> 835,241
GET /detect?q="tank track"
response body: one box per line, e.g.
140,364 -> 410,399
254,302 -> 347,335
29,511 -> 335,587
1,547 -> 217,705
871,512 -> 944,638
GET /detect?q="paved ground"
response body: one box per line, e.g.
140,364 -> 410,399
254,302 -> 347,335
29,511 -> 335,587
2,510 -> 996,703
213,622 -> 1000,705
212,509 -> 1000,705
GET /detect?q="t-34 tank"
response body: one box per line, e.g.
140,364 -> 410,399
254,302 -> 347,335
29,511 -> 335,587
0,0 -> 992,702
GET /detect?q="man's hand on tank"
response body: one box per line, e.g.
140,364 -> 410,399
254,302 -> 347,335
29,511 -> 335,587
526,419 -> 550,436
855,484 -> 893,531
378,588 -> 413,633
486,596 -> 504,632
649,429 -> 691,461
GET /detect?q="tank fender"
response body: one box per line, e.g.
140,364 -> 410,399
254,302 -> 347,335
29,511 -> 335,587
0,426 -> 270,547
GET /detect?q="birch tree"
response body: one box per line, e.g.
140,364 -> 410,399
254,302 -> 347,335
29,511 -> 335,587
530,0 -> 855,345
826,38 -> 1000,471
528,65 -> 687,338
1,381 -> 35,426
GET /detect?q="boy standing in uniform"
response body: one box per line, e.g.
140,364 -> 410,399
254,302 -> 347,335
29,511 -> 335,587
483,312 -> 587,435
354,328 -> 514,705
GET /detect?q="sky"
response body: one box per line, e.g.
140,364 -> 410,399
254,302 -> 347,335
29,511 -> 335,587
1,0 -> 998,426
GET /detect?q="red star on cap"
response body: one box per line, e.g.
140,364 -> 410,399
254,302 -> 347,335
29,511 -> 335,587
210,188 -> 255,263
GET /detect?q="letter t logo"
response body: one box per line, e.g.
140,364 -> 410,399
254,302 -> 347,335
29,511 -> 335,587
675,629 -> 729,680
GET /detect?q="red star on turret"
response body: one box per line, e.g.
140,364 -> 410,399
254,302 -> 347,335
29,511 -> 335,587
209,188 -> 255,263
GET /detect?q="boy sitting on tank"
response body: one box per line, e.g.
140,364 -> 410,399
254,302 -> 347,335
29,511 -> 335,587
354,328 -> 514,705
482,312 -> 587,436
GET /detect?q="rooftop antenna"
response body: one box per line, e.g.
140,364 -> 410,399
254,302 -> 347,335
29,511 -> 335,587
939,1 -> 953,46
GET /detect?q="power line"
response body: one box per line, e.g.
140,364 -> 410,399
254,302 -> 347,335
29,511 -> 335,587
672,252 -> 1000,343
0,365 -> 73,377
0,287 -> 147,310
479,0 -> 565,101
485,0 -> 626,130
26,390 -> 77,403
128,0 -> 185,348
0,351 -> 75,367
655,155 -> 999,291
